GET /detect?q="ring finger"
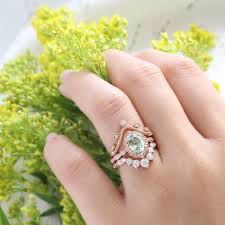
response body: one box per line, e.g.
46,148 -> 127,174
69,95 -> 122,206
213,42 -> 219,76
104,50 -> 203,160
59,71 -> 161,193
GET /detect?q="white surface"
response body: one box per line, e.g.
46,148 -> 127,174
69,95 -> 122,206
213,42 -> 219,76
0,0 -> 66,62
1,0 -> 225,224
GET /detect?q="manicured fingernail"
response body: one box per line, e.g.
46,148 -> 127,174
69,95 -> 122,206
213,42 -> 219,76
60,70 -> 74,82
46,133 -> 58,142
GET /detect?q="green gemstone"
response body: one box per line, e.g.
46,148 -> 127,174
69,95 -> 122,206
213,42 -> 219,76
127,132 -> 145,154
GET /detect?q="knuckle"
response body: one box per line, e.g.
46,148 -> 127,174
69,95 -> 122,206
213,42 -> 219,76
127,61 -> 162,87
66,152 -> 90,178
174,56 -> 196,70
168,56 -> 199,75
95,90 -> 128,119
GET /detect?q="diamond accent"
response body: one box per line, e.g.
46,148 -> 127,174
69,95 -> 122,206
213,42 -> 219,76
141,158 -> 149,168
150,142 -> 156,148
116,155 -> 120,160
132,160 -> 140,168
118,158 -> 126,166
110,145 -> 116,150
146,152 -> 154,161
126,158 -> 133,166
148,147 -> 154,153
149,137 -> 154,141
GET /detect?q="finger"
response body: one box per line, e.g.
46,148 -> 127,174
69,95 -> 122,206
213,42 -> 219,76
59,71 -> 161,193
44,133 -> 123,225
135,49 -> 225,139
104,49 -> 201,159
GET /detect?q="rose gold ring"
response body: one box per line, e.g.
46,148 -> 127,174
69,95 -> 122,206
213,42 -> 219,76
110,120 -> 157,169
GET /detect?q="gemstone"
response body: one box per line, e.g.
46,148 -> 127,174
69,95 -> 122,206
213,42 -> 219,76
118,158 -> 126,166
115,155 -> 120,160
146,152 -> 154,161
141,159 -> 149,168
127,132 -> 145,154
150,142 -> 156,148
132,160 -> 140,168
149,137 -> 154,141
148,147 -> 154,153
126,158 -> 133,166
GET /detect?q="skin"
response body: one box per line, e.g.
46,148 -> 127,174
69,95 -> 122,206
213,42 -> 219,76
44,49 -> 225,225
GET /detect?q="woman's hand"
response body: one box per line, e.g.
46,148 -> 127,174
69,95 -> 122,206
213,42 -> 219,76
44,49 -> 225,225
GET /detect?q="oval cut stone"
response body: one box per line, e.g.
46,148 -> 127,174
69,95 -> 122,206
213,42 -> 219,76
127,132 -> 145,154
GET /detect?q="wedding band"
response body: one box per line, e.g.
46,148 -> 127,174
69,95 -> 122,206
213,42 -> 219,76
110,121 -> 157,169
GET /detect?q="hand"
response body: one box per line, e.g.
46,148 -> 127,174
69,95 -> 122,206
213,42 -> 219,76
44,49 -> 225,225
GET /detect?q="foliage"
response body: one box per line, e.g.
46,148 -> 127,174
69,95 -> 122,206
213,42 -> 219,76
152,24 -> 216,71
0,205 -> 10,225
20,195 -> 42,225
0,6 -> 219,225
0,6 -> 127,225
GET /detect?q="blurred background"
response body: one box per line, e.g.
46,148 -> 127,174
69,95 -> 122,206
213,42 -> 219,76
0,0 -> 66,61
1,0 -> 225,95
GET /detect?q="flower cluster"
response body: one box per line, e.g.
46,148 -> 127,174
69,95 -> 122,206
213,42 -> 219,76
152,24 -> 216,71
152,24 -> 220,91
0,6 -> 219,225
21,195 -> 42,225
0,6 -> 126,225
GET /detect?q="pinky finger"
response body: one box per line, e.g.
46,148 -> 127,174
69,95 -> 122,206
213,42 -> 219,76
44,133 -> 123,225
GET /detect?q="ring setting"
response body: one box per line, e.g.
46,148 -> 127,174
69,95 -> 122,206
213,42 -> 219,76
110,121 -> 157,169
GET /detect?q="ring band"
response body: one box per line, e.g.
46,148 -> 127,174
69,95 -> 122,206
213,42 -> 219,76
110,121 -> 157,169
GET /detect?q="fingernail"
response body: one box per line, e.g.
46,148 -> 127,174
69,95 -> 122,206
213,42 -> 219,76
60,70 -> 74,82
46,133 -> 58,142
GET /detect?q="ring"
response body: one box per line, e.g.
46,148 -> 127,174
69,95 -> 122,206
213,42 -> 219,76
110,120 -> 157,169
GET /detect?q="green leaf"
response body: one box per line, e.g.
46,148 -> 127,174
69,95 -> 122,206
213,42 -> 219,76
31,172 -> 48,184
0,206 -> 10,225
41,206 -> 63,217
33,192 -> 59,205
